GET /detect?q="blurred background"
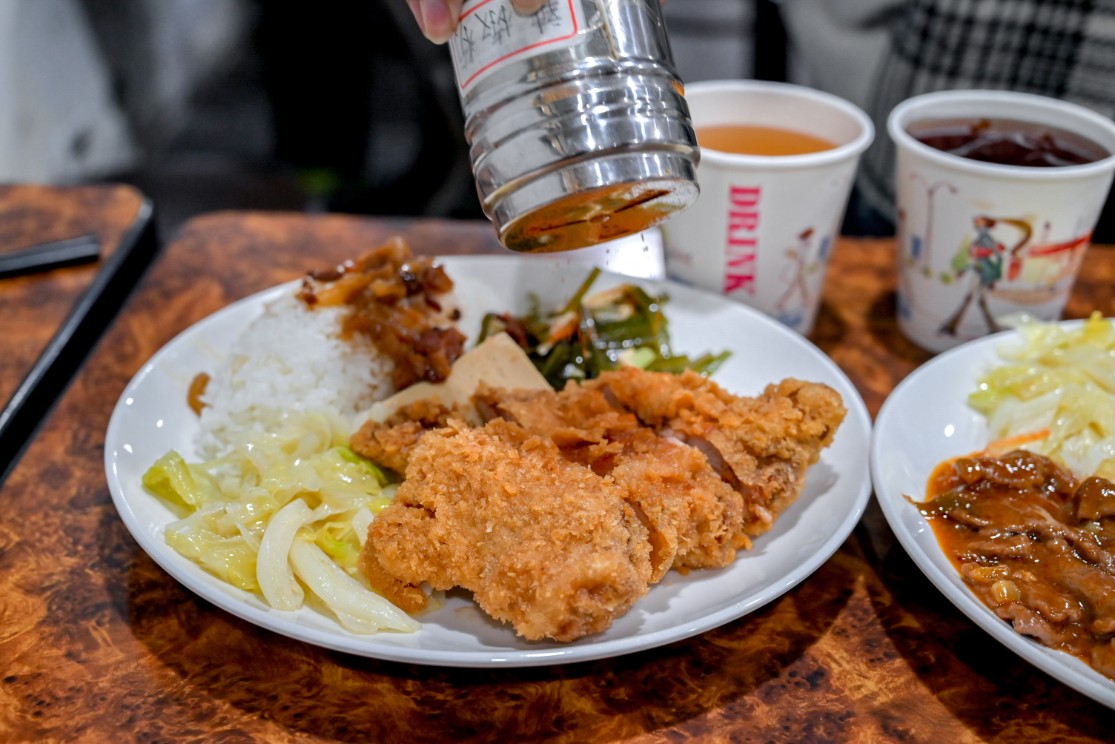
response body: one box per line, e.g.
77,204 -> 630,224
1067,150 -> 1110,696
2,0 -> 859,241
16,1 -> 1115,243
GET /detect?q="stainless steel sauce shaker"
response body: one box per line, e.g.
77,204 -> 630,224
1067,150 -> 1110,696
448,0 -> 700,253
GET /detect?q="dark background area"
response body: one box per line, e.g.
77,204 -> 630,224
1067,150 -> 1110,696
17,0 -> 1115,243
99,0 -> 788,241
103,1 -> 477,238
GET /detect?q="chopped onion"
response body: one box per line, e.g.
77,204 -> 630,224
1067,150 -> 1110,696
289,540 -> 419,633
351,507 -> 374,547
256,498 -> 313,610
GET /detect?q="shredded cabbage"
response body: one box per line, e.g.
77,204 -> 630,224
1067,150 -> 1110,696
142,451 -> 221,512
969,312 -> 1115,478
143,410 -> 409,633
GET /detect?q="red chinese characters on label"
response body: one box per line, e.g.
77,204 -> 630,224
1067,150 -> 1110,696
724,186 -> 760,295
449,0 -> 584,93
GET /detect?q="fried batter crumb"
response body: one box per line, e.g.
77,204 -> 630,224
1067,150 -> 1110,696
357,368 -> 845,641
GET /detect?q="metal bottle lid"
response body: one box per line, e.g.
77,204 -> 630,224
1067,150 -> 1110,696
449,0 -> 700,253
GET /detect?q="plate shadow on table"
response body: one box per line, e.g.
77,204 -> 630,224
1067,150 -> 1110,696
813,289 -> 933,375
810,300 -> 850,349
865,291 -> 935,368
857,510 -> 1115,738
114,531 -> 860,741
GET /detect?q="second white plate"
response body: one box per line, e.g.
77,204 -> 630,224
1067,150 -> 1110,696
871,322 -> 1115,708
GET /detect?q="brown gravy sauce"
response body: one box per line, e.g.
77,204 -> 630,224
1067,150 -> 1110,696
920,449 -> 1115,679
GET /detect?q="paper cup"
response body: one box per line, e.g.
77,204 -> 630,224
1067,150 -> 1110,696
889,90 -> 1115,352
661,80 -> 874,335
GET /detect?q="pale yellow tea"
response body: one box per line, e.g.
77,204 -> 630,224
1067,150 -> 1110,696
697,124 -> 836,156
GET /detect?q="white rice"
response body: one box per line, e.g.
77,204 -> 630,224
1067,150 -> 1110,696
194,292 -> 393,458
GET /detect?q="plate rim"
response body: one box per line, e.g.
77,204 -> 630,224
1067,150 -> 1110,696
105,255 -> 874,668
870,319 -> 1115,707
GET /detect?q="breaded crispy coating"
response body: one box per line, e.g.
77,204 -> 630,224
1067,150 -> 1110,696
358,541 -> 430,614
358,368 -> 845,641
350,400 -> 458,474
607,435 -> 748,573
476,382 -> 748,576
586,368 -> 846,536
363,419 -> 654,642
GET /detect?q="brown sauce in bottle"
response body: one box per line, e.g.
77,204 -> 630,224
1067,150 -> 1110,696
500,182 -> 684,254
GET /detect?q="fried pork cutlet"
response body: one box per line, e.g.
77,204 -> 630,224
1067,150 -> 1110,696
475,383 -> 748,577
586,368 -> 846,536
350,399 -> 458,474
355,367 -> 845,642
362,418 -> 654,642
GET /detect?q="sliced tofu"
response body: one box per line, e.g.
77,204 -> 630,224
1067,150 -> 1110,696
360,332 -> 551,424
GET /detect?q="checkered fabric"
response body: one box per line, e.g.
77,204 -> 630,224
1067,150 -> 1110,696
858,0 -> 1115,220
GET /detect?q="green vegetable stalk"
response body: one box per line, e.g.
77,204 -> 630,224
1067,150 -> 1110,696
478,269 -> 730,388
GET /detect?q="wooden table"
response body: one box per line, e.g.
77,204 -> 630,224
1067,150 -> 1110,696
0,184 -> 157,481
2,211 -> 1114,742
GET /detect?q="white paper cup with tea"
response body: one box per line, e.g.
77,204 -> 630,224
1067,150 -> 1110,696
889,90 -> 1115,352
661,80 -> 874,335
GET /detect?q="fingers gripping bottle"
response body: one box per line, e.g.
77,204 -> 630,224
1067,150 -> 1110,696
448,0 -> 700,253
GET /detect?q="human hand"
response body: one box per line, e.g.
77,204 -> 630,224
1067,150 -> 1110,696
407,0 -> 547,44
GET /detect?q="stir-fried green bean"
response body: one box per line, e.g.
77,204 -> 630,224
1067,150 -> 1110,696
478,269 -> 730,389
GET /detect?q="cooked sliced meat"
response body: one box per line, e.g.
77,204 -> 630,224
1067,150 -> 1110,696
925,449 -> 1115,682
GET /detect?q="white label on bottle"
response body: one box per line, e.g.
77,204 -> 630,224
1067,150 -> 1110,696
449,0 -> 586,94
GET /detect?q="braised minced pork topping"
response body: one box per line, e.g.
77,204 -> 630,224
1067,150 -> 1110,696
298,238 -> 465,390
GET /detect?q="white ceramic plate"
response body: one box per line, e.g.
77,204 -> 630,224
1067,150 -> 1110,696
871,321 -> 1115,708
105,255 -> 873,668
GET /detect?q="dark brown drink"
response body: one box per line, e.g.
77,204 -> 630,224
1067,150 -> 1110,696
907,117 -> 1110,167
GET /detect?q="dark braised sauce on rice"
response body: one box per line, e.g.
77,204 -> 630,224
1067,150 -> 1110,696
298,238 -> 465,390
920,449 -> 1115,679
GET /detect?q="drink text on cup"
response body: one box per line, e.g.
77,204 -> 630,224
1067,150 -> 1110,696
724,186 -> 759,294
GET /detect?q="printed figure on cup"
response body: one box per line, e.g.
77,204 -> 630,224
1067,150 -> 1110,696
1005,229 -> 1092,297
895,175 -> 959,326
939,215 -> 1031,337
775,227 -> 828,328
907,175 -> 958,278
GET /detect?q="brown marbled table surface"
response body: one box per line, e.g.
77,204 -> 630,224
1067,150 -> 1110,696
2,211 -> 1114,742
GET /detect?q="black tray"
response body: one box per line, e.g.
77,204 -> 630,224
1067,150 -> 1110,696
0,200 -> 160,484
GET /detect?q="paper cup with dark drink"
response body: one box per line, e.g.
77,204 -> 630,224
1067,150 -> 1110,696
661,80 -> 873,335
889,90 -> 1115,352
